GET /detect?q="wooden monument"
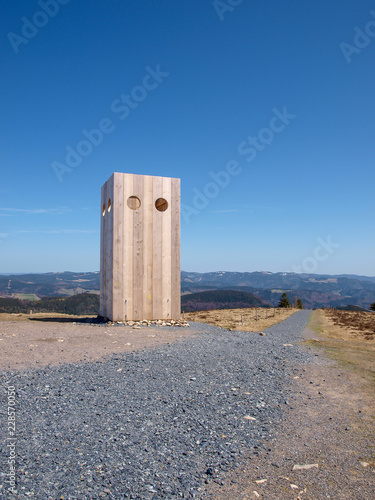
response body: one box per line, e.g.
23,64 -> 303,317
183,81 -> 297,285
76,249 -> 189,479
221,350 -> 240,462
100,172 -> 181,322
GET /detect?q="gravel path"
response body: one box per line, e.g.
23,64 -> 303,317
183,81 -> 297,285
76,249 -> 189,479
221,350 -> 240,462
1,310 -> 317,499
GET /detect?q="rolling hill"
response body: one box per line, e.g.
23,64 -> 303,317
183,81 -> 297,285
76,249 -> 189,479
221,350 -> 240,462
181,271 -> 375,309
0,293 -> 99,315
0,272 -> 100,298
181,290 -> 268,312
0,270 -> 374,310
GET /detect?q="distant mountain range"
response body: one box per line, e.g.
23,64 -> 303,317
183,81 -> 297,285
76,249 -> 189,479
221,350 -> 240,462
181,271 -> 375,309
0,270 -> 374,310
0,272 -> 100,301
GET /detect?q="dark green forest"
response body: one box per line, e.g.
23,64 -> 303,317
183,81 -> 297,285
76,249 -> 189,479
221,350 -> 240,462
0,293 -> 99,315
181,290 -> 268,312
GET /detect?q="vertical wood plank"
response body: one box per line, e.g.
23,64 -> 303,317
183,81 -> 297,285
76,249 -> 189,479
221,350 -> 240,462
106,174 -> 114,320
171,178 -> 181,319
112,173 -> 124,321
123,173 -> 134,321
133,174 -> 144,320
142,175 -> 153,320
152,176 -> 163,319
161,176 -> 172,319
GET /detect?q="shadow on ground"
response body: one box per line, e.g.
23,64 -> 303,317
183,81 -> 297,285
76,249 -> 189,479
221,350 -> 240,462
28,316 -> 105,324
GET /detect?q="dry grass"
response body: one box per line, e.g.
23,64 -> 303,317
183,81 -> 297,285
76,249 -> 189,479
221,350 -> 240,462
307,309 -> 375,389
183,307 -> 298,332
0,312 -> 96,322
324,309 -> 375,340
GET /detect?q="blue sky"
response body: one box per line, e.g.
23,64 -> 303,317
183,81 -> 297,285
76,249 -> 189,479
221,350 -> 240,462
1,0 -> 374,275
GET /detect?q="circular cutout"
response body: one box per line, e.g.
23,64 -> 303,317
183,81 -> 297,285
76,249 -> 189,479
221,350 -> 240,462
108,198 -> 112,212
127,196 -> 141,210
102,203 -> 106,216
155,198 -> 168,212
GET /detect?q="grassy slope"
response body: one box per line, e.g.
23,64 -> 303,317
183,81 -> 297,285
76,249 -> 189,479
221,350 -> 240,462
184,307 -> 298,332
307,310 -> 375,391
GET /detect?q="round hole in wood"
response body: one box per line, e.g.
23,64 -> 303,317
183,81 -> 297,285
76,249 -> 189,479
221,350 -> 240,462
155,198 -> 168,212
127,196 -> 141,210
108,198 -> 112,212
102,203 -> 106,216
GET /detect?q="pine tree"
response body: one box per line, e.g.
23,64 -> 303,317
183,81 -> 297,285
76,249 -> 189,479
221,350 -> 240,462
370,302 -> 375,311
296,298 -> 303,309
278,292 -> 291,308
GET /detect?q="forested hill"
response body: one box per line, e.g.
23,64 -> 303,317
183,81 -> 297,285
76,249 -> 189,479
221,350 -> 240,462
1,270 -> 375,309
181,290 -> 268,312
181,271 -> 375,309
0,293 -> 99,315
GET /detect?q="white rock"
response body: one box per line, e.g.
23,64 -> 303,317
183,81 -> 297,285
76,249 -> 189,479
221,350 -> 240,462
293,464 -> 319,471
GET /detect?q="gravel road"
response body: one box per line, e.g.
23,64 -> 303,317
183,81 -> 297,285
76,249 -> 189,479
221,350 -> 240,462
1,310 -> 315,499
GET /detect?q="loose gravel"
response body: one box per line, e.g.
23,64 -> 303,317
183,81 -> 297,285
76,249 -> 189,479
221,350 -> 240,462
1,310 -> 314,499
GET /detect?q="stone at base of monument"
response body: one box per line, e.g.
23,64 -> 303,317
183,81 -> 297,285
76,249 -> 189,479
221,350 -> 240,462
104,319 -> 189,328
100,172 -> 181,322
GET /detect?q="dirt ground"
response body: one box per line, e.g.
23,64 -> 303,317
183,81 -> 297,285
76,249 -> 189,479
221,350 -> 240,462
184,307 -> 297,332
202,361 -> 375,499
1,310 -> 374,498
0,313 -> 198,371
201,310 -> 375,499
0,309 -> 297,372
307,310 -> 375,388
